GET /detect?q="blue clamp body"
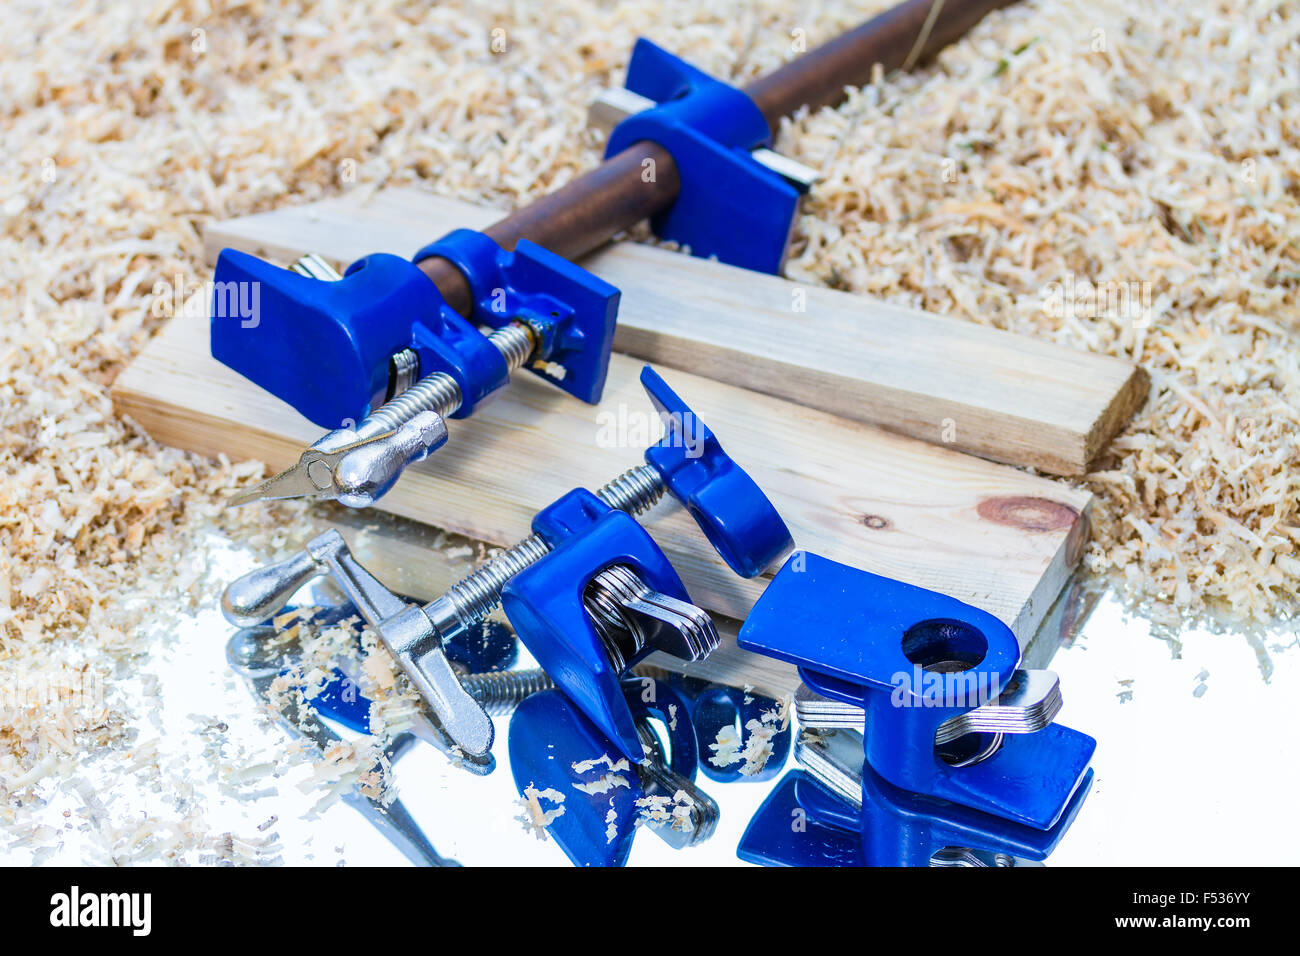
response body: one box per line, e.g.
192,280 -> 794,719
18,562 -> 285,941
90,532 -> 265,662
640,366 -> 793,578
508,682 -> 700,867
211,231 -> 618,430
738,764 -> 1094,867
502,488 -> 693,760
738,552 -> 1096,831
605,39 -> 803,274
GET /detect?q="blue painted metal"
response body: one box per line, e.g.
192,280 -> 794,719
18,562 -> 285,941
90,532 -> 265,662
605,39 -> 803,274
507,681 -> 700,867
502,489 -> 693,760
211,231 -> 618,429
640,366 -> 793,578
414,231 -> 619,405
738,764 -> 1095,867
739,551 -> 1096,831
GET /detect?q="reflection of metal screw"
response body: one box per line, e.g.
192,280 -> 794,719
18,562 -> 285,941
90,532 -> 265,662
460,668 -> 554,715
458,662 -> 677,715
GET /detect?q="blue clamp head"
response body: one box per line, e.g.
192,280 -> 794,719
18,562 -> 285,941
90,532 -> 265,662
414,230 -> 619,405
501,487 -> 703,761
668,675 -> 792,783
738,552 -> 1095,831
640,366 -> 793,578
507,681 -> 713,867
211,231 -> 618,430
605,39 -> 803,274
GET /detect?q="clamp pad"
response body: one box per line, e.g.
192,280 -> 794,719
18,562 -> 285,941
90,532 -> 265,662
415,231 -> 619,404
641,366 -> 793,578
739,552 -> 1095,830
502,490 -> 693,760
606,39 -> 801,274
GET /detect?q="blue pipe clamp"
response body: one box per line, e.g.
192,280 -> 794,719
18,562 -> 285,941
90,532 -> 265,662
211,229 -> 619,429
606,39 -> 806,274
739,552 -> 1096,832
500,368 -> 793,761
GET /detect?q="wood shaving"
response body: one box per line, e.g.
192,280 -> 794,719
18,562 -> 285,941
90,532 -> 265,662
571,753 -> 631,775
780,0 -> 1300,626
634,790 -> 695,833
516,783 -> 566,840
707,695 -> 791,776
572,772 -> 632,796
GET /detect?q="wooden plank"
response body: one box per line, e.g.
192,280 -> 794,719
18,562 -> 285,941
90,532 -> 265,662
112,302 -> 1091,647
203,187 -> 1147,476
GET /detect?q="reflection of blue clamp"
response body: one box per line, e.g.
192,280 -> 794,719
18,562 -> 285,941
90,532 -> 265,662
507,681 -> 714,867
739,761 -> 1093,867
310,620 -> 517,735
211,230 -> 618,429
739,552 -> 1095,831
606,39 -> 802,274
669,676 -> 792,783
502,490 -> 697,760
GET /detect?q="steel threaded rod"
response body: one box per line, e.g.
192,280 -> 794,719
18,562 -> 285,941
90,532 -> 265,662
596,464 -> 666,515
423,464 -> 667,642
442,534 -> 553,625
365,323 -> 535,433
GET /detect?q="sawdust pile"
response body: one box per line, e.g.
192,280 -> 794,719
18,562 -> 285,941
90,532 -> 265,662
0,0 -> 1295,857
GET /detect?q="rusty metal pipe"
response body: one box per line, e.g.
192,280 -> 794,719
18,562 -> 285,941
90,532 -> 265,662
420,0 -> 1015,313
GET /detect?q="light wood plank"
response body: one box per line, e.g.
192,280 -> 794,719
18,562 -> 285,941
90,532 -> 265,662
203,187 -> 1147,476
112,303 -> 1091,648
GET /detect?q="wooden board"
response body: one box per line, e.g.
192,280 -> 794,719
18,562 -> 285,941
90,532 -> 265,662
203,188 -> 1147,476
113,302 -> 1092,647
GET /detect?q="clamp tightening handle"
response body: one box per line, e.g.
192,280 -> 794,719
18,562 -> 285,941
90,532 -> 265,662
223,529 -> 495,763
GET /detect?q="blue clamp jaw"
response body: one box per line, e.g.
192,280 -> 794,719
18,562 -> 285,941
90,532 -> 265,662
211,230 -> 618,430
502,489 -> 700,760
739,552 -> 1096,832
640,366 -> 793,578
508,682 -> 714,867
606,39 -> 804,274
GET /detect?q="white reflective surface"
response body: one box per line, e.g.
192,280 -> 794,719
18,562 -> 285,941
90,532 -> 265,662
6,531 -> 1296,866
